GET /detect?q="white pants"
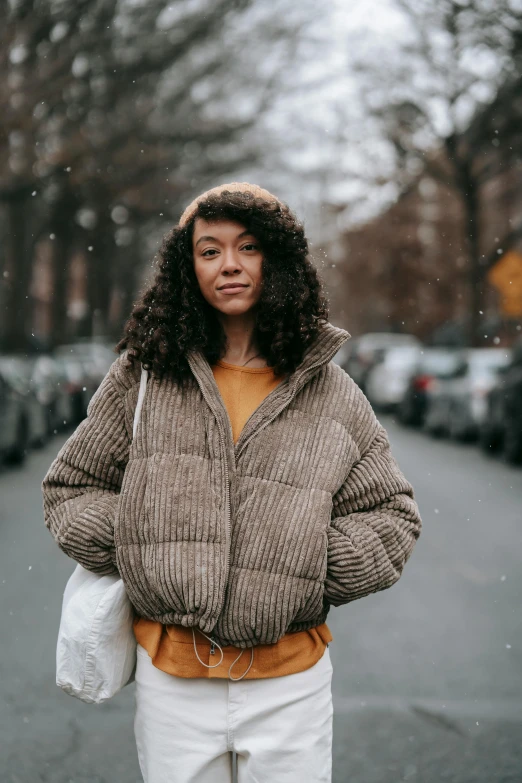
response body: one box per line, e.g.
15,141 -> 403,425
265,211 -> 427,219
134,642 -> 334,783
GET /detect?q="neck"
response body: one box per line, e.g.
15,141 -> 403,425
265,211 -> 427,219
218,311 -> 263,366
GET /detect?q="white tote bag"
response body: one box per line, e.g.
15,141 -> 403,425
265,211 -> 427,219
55,363 -> 148,704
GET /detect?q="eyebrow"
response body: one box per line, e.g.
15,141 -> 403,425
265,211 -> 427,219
195,229 -> 254,248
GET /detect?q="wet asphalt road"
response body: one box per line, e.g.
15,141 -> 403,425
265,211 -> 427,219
1,414 -> 521,783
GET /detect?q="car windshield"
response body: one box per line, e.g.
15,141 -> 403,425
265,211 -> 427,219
0,357 -> 33,393
467,349 -> 511,374
0,356 -> 32,381
359,334 -> 420,351
418,351 -> 462,376
384,346 -> 421,366
55,345 -> 92,358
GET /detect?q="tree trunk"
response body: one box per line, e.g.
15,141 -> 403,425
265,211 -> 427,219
118,237 -> 142,330
49,185 -> 79,348
85,217 -> 115,339
1,190 -> 34,352
50,234 -> 72,347
445,134 -> 483,348
460,171 -> 483,347
444,134 -> 485,347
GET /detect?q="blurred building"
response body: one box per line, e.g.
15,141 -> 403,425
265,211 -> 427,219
28,242 -> 91,346
328,75 -> 522,346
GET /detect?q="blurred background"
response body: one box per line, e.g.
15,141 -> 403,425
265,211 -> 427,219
1,1 -> 521,782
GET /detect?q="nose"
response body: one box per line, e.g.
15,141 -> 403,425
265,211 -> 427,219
221,247 -> 242,274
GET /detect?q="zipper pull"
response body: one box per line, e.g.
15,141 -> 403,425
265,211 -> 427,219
210,640 -> 216,655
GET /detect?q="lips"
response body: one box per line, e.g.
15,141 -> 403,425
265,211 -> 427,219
218,284 -> 248,290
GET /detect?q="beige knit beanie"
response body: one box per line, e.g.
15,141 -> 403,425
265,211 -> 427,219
178,181 -> 284,228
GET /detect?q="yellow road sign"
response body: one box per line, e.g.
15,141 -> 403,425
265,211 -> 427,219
488,249 -> 522,317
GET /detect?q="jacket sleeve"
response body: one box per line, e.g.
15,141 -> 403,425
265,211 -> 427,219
324,405 -> 422,607
41,356 -> 134,576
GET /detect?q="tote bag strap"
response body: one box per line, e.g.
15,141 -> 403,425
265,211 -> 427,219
132,363 -> 148,440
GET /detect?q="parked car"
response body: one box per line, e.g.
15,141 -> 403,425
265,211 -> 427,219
398,349 -> 464,427
53,340 -> 117,418
0,355 -> 48,455
479,338 -> 522,464
342,332 -> 422,392
31,354 -> 76,434
52,355 -> 93,424
424,348 -> 512,441
365,344 -> 423,411
332,341 -> 351,368
0,361 -> 30,465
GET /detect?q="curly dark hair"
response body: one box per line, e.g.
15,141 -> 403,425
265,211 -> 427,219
115,189 -> 329,384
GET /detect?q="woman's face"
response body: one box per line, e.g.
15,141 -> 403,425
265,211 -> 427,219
192,218 -> 264,317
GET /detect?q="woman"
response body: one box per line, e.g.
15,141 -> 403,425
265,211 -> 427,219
42,182 -> 422,783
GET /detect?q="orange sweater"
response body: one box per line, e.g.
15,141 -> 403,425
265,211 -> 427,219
133,358 -> 332,678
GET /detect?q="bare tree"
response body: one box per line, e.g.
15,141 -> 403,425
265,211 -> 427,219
335,0 -> 522,344
0,0 -> 313,349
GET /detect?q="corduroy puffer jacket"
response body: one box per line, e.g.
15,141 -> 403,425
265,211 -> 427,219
42,322 -> 422,648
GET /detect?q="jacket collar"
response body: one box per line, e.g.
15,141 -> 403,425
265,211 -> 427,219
286,320 -> 351,395
187,322 -> 351,458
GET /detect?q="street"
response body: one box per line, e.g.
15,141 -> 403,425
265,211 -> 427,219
1,415 -> 521,783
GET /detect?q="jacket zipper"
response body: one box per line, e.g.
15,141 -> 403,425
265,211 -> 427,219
189,353 -> 333,630
187,360 -> 233,625
236,360 -> 326,459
